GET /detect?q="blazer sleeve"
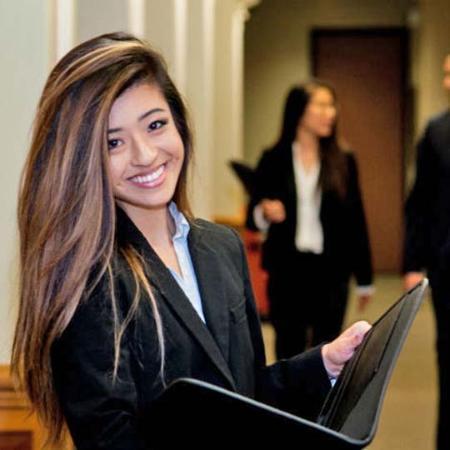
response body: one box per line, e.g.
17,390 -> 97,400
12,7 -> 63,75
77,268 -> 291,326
403,125 -> 436,273
230,228 -> 331,420
346,153 -> 373,286
51,278 -> 148,450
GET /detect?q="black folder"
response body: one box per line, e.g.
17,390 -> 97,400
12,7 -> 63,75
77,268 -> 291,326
148,279 -> 428,449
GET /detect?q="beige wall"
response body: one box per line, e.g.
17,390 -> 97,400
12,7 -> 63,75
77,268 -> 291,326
213,0 -> 247,219
244,0 -> 450,173
413,0 -> 450,133
244,0 -> 411,165
0,0 -> 51,363
77,0 -> 128,42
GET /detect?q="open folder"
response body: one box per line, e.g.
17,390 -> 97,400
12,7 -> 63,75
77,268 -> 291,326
148,279 -> 428,449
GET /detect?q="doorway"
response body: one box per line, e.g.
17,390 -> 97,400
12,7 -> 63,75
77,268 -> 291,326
312,29 -> 409,272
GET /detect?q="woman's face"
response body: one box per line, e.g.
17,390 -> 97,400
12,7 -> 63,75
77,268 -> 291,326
298,87 -> 337,138
107,82 -> 184,216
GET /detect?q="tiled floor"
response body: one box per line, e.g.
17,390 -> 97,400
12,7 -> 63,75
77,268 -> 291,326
261,274 -> 437,450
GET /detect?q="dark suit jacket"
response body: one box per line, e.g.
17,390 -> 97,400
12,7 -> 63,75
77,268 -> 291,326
247,145 -> 372,286
404,110 -> 450,278
52,209 -> 331,450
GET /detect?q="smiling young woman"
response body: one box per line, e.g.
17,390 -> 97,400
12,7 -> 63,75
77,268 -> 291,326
11,33 -> 370,450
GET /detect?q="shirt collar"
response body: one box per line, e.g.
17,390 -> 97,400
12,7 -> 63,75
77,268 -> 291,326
168,202 -> 190,241
291,142 -> 321,177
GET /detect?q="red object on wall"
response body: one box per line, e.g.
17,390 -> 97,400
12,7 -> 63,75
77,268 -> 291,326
242,229 -> 269,319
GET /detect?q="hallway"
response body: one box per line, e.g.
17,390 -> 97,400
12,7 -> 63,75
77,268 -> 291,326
262,275 -> 437,449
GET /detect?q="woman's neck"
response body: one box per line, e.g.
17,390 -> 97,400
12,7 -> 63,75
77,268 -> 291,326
120,203 -> 174,249
294,128 -> 320,170
295,127 -> 320,154
121,203 -> 182,275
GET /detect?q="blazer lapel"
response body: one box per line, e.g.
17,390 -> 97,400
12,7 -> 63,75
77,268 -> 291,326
281,146 -> 298,235
284,146 -> 297,200
116,209 -> 236,390
188,224 -> 230,364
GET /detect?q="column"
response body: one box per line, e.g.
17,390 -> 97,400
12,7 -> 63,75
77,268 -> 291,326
185,0 -> 216,219
212,0 -> 259,221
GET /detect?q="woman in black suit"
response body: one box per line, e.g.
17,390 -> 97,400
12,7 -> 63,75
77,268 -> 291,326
248,81 -> 373,359
11,35 -> 370,449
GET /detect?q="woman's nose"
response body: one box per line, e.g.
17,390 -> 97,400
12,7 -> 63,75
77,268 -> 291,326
130,136 -> 157,166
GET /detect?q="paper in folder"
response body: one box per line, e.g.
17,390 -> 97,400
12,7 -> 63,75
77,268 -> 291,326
148,279 -> 428,449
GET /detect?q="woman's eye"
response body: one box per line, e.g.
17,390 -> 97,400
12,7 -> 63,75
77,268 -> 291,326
148,119 -> 167,131
108,138 -> 122,150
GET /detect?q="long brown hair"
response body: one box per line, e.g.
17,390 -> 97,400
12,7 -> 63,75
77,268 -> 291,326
275,80 -> 348,197
11,32 -> 192,446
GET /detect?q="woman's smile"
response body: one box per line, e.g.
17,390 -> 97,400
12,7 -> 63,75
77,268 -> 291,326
128,163 -> 167,188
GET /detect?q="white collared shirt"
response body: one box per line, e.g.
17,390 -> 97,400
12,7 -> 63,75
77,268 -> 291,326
167,202 -> 206,323
292,142 -> 324,254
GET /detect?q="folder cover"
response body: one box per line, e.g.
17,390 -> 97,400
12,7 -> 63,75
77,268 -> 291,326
147,279 -> 428,449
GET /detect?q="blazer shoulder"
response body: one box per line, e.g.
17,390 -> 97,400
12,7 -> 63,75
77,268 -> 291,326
257,145 -> 289,164
190,219 -> 244,264
419,110 -> 450,153
191,218 -> 241,246
60,254 -> 136,338
341,149 -> 356,162
421,110 -> 450,141
428,109 -> 450,128
338,150 -> 358,178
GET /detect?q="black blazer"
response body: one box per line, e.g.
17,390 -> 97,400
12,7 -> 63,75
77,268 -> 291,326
52,209 -> 331,450
404,110 -> 450,277
247,145 -> 372,286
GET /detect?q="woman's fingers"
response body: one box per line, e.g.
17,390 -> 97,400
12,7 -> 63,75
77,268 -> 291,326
262,199 -> 286,223
322,321 -> 371,378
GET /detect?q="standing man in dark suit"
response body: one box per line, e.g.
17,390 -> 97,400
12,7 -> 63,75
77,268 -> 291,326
404,53 -> 450,450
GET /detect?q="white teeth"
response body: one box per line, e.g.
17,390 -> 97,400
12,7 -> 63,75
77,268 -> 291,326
131,165 -> 164,184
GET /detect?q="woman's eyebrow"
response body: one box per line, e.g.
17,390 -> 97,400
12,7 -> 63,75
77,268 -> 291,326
138,107 -> 165,121
108,108 -> 166,134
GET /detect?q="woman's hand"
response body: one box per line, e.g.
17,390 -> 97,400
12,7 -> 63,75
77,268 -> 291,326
321,321 -> 371,378
357,293 -> 372,313
261,199 -> 286,223
403,272 -> 424,291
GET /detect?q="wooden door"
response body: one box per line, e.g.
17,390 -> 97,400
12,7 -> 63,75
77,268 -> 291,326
312,29 -> 409,272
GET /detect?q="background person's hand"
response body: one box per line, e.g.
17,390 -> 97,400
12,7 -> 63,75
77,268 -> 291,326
357,293 -> 372,313
403,271 -> 425,291
260,199 -> 286,223
321,321 -> 372,378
